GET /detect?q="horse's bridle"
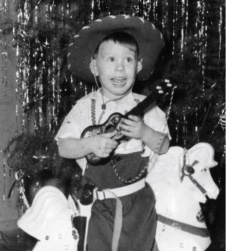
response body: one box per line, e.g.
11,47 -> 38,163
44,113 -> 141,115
180,150 -> 207,195
157,214 -> 210,237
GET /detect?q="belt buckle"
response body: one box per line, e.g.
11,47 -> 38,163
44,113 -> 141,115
96,189 -> 106,200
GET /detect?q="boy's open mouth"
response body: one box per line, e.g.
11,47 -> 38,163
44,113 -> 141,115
111,77 -> 126,84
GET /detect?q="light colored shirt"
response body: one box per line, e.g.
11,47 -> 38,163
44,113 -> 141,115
55,89 -> 170,172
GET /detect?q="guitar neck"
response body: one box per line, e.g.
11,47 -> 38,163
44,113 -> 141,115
125,90 -> 158,118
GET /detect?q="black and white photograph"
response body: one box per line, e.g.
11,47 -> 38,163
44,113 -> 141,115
0,1 -> 225,251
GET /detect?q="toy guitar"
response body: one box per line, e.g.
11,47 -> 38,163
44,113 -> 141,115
81,82 -> 176,164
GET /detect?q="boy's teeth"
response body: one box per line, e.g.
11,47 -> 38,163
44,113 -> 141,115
113,78 -> 124,82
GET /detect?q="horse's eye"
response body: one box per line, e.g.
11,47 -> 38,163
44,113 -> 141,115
185,165 -> 195,174
201,168 -> 207,172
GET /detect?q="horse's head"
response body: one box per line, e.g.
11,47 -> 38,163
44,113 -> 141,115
179,143 -> 219,203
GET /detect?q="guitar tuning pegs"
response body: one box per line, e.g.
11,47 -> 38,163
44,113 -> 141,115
164,79 -> 171,86
156,85 -> 163,93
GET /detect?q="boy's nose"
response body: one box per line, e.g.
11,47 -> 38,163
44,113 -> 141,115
115,60 -> 124,71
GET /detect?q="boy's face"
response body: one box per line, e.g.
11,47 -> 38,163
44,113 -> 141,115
90,40 -> 142,100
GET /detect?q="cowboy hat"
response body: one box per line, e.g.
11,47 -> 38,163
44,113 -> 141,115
67,15 -> 165,83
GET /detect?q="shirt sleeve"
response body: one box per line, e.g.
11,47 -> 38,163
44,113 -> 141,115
139,106 -> 171,158
55,100 -> 89,141
144,106 -> 171,139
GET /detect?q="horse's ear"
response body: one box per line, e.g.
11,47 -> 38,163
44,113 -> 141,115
187,143 -> 218,168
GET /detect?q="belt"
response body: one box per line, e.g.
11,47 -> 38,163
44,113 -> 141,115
94,178 -> 146,200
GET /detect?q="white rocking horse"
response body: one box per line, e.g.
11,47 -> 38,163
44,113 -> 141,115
146,142 -> 220,251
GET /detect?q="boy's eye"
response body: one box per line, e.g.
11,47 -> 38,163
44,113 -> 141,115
126,57 -> 134,63
107,57 -> 114,62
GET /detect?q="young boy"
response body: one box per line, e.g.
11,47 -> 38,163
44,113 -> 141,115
56,15 -> 170,251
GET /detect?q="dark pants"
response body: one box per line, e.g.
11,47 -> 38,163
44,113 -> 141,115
85,153 -> 157,251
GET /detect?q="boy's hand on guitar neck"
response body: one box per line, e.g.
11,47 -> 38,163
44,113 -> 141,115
91,131 -> 118,158
119,115 -> 146,140
118,114 -> 169,155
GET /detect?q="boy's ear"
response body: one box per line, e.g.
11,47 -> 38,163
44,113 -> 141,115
89,58 -> 98,76
137,59 -> 143,73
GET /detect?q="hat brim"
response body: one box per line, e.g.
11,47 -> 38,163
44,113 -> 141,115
68,15 -> 165,83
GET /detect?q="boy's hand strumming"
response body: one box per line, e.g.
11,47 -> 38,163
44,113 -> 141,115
91,131 -> 118,158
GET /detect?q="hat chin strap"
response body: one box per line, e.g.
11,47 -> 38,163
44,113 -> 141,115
94,74 -> 101,89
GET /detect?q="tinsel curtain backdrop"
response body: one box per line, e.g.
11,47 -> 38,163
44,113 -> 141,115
0,0 -> 225,249
0,0 -> 224,139
1,0 -> 225,179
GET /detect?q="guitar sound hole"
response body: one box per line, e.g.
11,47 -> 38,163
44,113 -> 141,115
105,125 -> 115,133
105,125 -> 123,140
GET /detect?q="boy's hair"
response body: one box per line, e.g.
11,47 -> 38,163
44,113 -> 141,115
94,31 -> 139,57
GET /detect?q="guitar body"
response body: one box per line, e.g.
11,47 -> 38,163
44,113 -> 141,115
81,113 -> 125,164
